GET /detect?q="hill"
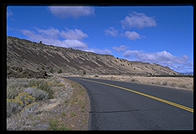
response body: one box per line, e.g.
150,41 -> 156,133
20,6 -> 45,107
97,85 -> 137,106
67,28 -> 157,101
7,36 -> 179,78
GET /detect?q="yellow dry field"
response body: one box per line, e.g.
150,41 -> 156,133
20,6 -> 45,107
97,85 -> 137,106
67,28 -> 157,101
96,75 -> 193,91
54,73 -> 193,91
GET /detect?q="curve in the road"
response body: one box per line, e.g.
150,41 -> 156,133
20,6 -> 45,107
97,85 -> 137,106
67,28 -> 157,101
81,78 -> 193,113
66,77 -> 193,130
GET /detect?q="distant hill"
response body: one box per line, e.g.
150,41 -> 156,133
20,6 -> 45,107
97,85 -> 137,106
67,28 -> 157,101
180,72 -> 193,76
7,36 -> 179,78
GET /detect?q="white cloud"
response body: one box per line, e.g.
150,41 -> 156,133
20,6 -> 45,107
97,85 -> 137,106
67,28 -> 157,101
124,31 -> 141,40
121,12 -> 156,29
61,40 -> 87,49
21,27 -> 112,54
48,6 -> 94,18
123,50 -> 140,58
84,48 -> 112,55
105,27 -> 118,37
21,28 -> 88,49
112,45 -> 127,52
36,28 -> 60,39
123,50 -> 192,72
61,29 -> 88,40
33,28 -> 88,40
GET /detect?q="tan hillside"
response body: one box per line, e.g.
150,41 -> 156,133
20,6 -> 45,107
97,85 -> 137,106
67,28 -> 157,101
7,36 -> 179,78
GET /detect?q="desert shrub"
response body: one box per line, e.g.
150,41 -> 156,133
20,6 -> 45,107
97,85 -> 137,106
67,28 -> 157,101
50,68 -> 54,73
58,69 -> 62,73
14,92 -> 36,106
7,80 -> 29,99
7,101 -> 22,117
7,92 -> 36,117
162,81 -> 167,85
131,79 -> 135,82
41,66 -> 45,70
49,119 -> 59,130
28,80 -> 53,99
49,119 -> 70,130
83,70 -> 86,75
24,87 -> 49,101
179,84 -> 187,88
18,67 -> 23,72
7,86 -> 24,99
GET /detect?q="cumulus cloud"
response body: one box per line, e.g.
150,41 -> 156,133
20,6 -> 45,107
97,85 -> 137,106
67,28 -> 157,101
61,39 -> 87,49
112,45 -> 127,52
48,6 -> 94,18
61,29 -> 88,40
84,48 -> 112,55
123,50 -> 186,64
123,50 -> 193,72
21,28 -> 88,49
124,31 -> 141,40
21,27 -> 112,54
121,12 -> 156,29
36,28 -> 60,39
105,27 -> 118,37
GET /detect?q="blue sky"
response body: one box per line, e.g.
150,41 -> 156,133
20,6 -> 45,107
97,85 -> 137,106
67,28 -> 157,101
7,6 -> 193,73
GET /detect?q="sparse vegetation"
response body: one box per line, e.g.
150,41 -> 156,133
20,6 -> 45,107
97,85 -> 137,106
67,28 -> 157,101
41,66 -> 45,70
82,70 -> 86,75
71,112 -> 76,117
50,68 -> 54,73
131,79 -> 136,82
7,78 -> 55,117
86,75 -> 193,90
7,92 -> 36,117
58,69 -> 62,74
179,84 -> 187,88
28,80 -> 53,99
7,36 -> 179,77
49,119 -> 70,130
7,76 -> 90,130
162,81 -> 167,85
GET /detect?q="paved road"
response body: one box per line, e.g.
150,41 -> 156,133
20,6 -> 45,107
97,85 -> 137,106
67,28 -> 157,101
66,77 -> 193,130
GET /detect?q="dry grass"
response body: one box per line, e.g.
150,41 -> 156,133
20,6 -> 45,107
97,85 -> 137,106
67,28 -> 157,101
64,74 -> 193,91
7,76 -> 90,130
46,78 -> 90,130
60,78 -> 90,130
7,78 -> 54,99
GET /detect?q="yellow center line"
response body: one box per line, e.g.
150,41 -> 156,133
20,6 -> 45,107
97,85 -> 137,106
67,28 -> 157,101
81,78 -> 194,113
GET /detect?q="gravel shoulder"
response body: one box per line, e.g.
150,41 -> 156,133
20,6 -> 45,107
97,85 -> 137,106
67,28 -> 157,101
7,75 -> 90,130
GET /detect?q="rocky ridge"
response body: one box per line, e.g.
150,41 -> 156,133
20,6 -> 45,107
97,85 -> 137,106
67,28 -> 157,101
7,36 -> 179,77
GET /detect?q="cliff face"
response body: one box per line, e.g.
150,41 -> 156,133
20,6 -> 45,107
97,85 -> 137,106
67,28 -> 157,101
7,36 -> 179,77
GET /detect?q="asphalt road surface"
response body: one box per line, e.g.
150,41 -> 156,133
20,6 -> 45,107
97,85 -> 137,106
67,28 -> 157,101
66,77 -> 193,130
